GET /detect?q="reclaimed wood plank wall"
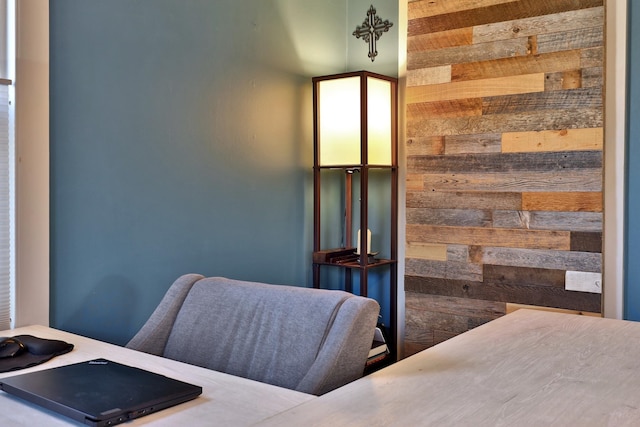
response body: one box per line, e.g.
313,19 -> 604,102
404,0 -> 604,356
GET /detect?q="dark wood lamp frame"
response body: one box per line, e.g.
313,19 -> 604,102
311,71 -> 398,361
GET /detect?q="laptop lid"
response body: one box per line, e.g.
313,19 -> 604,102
0,358 -> 202,427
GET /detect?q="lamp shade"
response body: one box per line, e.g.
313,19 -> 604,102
313,72 -> 397,167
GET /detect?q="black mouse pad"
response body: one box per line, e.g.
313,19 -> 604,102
0,335 -> 74,373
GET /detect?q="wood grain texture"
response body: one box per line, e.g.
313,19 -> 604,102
407,73 -> 544,104
582,66 -> 604,88
502,127 -> 603,152
405,242 -> 448,261
408,0 -> 604,36
492,210 -> 602,232
406,173 -> 425,191
408,28 -> 473,53
405,291 -> 504,350
405,268 -> 602,312
408,0 -> 516,20
405,136 -> 445,156
406,224 -> 571,250
406,191 -> 522,210
570,231 -> 602,253
407,108 -> 603,137
481,87 -> 602,115
407,65 -> 452,87
479,246 -> 602,272
521,191 -> 602,211
444,133 -> 502,154
408,151 -> 602,173
407,98 -> 482,120
450,50 -> 582,82
407,207 -> 492,227
472,6 -> 603,44
405,258 -> 483,281
537,25 -> 603,54
419,169 -> 602,193
408,37 -> 530,70
404,0 -> 603,353
447,244 -> 471,262
582,46 -> 604,67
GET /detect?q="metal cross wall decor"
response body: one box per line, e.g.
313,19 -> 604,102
352,5 -> 393,62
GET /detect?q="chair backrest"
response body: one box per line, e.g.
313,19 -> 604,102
126,274 -> 380,395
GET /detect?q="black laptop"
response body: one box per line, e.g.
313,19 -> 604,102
0,358 -> 202,426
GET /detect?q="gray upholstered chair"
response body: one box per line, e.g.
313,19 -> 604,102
126,274 -> 380,395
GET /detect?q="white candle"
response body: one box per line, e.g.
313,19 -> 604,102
357,229 -> 371,255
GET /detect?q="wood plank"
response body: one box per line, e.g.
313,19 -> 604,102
472,6 -> 604,44
479,246 -> 602,272
581,46 -> 604,67
405,273 -> 602,312
407,98 -> 482,120
543,69 -> 589,91
582,66 -> 604,88
407,65 -> 451,87
405,258 -> 483,281
483,264 -> 565,288
407,208 -> 492,227
406,207 -> 492,227
444,133 -> 502,154
408,151 -> 602,173
521,192 -> 602,212
407,107 -> 603,137
405,295 -> 499,351
492,210 -> 602,232
408,28 -> 473,53
570,231 -> 602,253
408,37 -> 530,70
405,292 -> 505,352
406,173 -> 425,191
537,25 -> 604,54
406,224 -> 570,250
408,0 -> 516,20
406,292 -> 505,319
502,128 -> 603,153
406,136 -> 445,156
408,0 -> 604,36
419,169 -> 602,193
406,191 -> 522,210
447,244 -> 470,262
406,73 -> 544,104
505,303 -> 601,316
450,49 -> 581,82
405,242 -> 448,261
562,69 -> 583,89
482,87 -> 602,115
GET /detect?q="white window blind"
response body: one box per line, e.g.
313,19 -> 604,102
0,82 -> 9,330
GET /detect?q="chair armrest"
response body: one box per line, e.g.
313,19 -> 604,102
125,273 -> 203,355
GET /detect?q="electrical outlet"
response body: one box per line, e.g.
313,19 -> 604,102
565,271 -> 602,294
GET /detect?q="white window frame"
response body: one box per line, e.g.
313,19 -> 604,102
11,0 -> 49,328
603,0 -> 627,319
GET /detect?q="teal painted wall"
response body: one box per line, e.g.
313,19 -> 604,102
626,0 -> 640,319
49,0 -> 398,345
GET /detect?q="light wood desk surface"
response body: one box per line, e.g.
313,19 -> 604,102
0,325 -> 315,426
259,309 -> 640,426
